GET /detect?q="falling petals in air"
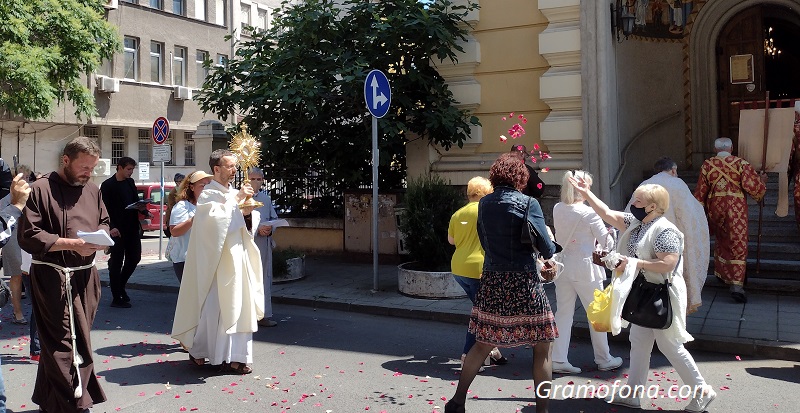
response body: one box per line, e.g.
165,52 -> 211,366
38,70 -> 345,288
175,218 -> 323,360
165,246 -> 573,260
533,143 -> 540,150
500,135 -> 508,142
541,167 -> 550,173
537,183 -> 543,189
735,355 -> 741,361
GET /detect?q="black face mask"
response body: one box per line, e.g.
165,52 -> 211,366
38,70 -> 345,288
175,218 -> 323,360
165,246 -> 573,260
630,205 -> 649,222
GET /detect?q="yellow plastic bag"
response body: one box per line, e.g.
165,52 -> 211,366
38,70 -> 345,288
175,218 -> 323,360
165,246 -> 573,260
587,283 -> 613,333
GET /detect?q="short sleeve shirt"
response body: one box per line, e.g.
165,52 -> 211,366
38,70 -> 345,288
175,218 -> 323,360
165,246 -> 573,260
168,200 -> 197,263
623,214 -> 680,258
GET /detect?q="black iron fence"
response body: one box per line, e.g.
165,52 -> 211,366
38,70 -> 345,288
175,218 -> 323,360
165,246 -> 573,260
260,167 -> 348,218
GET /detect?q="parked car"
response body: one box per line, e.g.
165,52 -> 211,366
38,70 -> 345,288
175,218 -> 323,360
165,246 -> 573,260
136,183 -> 175,236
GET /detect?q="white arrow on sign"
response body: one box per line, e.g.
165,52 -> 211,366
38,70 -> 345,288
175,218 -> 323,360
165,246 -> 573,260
371,76 -> 388,110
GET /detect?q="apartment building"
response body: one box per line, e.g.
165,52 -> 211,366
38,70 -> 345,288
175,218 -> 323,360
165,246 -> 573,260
0,0 -> 287,184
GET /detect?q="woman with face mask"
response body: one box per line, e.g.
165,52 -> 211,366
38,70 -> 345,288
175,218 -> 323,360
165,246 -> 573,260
566,179 -> 716,413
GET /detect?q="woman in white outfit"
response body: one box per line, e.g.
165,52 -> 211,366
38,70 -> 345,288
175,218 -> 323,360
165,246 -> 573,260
567,180 -> 716,413
551,171 -> 623,374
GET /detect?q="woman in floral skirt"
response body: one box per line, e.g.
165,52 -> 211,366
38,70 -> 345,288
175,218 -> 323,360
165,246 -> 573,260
446,153 -> 559,413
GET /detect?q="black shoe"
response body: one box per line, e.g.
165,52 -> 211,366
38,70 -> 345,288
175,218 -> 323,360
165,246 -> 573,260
444,400 -> 465,413
110,299 -> 132,308
121,291 -> 131,303
731,291 -> 747,303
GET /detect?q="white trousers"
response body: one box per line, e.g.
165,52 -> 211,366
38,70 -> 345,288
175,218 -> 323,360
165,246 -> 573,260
552,276 -> 615,365
190,281 -> 253,366
626,324 -> 706,392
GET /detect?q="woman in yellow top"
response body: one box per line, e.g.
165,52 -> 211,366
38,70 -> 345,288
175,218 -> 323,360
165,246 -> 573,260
448,176 -> 507,369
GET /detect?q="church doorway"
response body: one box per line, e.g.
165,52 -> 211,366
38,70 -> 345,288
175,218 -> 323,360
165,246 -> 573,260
716,4 -> 800,153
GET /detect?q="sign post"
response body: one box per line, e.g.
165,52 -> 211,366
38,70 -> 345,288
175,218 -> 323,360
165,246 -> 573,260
152,117 -> 170,260
363,70 -> 391,291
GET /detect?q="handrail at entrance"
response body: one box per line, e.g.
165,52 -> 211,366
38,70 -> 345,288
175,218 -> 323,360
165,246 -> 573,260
610,110 -> 682,188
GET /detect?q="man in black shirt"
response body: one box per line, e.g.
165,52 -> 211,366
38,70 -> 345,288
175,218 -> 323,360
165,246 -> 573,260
101,157 -> 142,308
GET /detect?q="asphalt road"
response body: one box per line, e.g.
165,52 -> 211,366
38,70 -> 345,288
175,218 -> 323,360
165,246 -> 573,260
2,287 -> 799,412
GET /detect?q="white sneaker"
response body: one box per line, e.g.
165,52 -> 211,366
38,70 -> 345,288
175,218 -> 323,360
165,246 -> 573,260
597,356 -> 624,371
684,387 -> 716,412
552,361 -> 582,374
606,392 -> 641,409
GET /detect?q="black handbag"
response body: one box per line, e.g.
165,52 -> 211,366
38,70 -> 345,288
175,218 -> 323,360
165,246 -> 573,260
621,273 -> 673,329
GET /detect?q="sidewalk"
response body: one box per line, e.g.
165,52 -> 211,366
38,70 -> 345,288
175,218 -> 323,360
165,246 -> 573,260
99,253 -> 800,362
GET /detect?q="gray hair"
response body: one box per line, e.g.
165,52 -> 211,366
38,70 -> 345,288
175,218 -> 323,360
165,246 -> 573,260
560,170 -> 592,204
247,167 -> 264,177
715,137 -> 733,152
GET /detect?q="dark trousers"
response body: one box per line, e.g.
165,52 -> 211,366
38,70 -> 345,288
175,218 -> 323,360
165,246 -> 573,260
108,232 -> 141,300
21,274 -> 39,356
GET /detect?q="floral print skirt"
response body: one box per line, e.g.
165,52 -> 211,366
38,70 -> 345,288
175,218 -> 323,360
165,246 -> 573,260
468,269 -> 558,347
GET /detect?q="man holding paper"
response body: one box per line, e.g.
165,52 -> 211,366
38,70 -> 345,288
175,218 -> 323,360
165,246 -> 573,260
249,167 -> 285,327
18,136 -> 111,413
100,156 -> 143,308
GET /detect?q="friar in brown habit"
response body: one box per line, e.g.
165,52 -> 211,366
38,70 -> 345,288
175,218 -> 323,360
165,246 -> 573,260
19,136 -> 110,413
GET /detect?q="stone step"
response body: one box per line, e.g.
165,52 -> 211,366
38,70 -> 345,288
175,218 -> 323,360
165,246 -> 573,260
708,258 -> 800,280
710,241 -> 800,260
703,274 -> 800,295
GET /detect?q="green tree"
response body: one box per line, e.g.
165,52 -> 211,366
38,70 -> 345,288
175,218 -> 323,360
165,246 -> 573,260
197,0 -> 479,206
0,0 -> 120,120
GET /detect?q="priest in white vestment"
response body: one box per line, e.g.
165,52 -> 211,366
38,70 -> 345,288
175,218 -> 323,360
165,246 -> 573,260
172,149 -> 264,374
626,157 -> 710,314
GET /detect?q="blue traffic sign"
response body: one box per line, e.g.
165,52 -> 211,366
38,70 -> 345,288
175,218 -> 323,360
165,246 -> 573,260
152,117 -> 170,144
364,70 -> 391,118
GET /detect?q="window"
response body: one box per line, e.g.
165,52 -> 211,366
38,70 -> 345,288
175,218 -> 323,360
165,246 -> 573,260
122,0 -> 138,4
241,4 -> 251,33
173,0 -> 185,16
83,126 -> 100,147
216,53 -> 227,68
150,41 -> 163,83
112,128 -> 126,166
150,0 -> 162,9
196,50 -> 209,87
173,46 -> 186,86
123,37 -> 138,80
257,8 -> 269,32
138,129 -> 152,164
184,132 -> 195,166
99,57 -> 113,77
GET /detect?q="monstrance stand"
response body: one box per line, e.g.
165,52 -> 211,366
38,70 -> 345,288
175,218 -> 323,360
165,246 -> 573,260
229,124 -> 264,209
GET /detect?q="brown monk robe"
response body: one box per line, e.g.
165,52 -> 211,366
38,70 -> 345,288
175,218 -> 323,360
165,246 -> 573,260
19,170 -> 110,412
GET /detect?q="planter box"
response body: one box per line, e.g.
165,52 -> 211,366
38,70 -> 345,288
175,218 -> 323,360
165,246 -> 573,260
274,256 -> 306,283
397,262 -> 467,299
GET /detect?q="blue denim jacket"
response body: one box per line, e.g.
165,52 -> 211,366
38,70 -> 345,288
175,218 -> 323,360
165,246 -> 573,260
477,186 -> 556,272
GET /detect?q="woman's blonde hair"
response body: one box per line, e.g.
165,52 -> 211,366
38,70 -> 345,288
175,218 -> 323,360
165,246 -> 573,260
466,176 -> 492,200
560,170 -> 592,204
633,184 -> 669,215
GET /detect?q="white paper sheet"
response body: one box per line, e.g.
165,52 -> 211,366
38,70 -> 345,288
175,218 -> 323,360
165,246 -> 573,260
77,230 -> 115,246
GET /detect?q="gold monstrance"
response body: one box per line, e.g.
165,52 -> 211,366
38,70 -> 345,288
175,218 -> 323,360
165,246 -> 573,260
229,124 -> 264,208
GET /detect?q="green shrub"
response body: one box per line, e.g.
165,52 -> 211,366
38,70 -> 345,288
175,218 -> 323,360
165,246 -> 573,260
398,174 -> 464,272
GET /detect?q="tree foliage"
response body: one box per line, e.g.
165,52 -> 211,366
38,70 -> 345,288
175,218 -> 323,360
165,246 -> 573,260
0,0 -> 120,120
197,0 -> 480,194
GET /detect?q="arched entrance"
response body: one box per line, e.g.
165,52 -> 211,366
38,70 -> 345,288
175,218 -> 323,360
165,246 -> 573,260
717,4 -> 800,152
689,0 -> 800,167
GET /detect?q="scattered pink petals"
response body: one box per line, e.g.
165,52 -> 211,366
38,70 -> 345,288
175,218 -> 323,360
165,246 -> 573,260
735,355 -> 741,361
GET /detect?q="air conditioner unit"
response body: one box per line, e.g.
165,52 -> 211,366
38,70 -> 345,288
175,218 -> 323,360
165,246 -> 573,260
104,0 -> 119,10
173,86 -> 193,101
96,75 -> 120,93
92,159 -> 112,177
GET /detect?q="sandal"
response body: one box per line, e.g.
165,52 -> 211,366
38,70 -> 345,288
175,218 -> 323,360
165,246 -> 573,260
189,354 -> 206,367
221,362 -> 253,375
12,317 -> 28,325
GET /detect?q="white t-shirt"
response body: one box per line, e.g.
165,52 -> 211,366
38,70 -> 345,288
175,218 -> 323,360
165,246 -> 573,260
168,200 -> 197,263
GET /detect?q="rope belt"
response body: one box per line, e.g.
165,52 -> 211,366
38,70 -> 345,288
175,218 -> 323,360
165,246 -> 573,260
31,259 -> 95,399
